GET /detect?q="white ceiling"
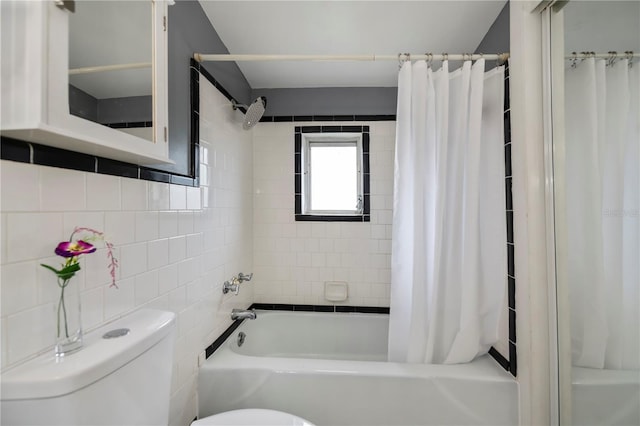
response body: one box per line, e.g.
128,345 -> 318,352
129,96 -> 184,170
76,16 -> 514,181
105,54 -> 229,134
198,1 -> 508,89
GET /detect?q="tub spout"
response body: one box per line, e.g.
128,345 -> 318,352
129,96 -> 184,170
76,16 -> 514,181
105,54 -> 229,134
231,308 -> 257,320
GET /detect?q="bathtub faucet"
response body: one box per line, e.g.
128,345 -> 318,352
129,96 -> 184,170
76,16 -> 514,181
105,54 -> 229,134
231,308 -> 257,321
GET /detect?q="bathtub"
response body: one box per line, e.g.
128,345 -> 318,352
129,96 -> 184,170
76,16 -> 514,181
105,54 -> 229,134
572,366 -> 640,426
198,310 -> 518,426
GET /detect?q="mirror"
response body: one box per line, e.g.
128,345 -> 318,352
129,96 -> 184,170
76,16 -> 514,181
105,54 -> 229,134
68,0 -> 154,141
551,1 -> 639,425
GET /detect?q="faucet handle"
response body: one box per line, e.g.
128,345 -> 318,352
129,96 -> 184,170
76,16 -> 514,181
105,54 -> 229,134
223,280 -> 239,295
238,272 -> 253,283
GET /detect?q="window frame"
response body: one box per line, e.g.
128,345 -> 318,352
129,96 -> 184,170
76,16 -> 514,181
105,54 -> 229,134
303,133 -> 363,215
294,125 -> 370,222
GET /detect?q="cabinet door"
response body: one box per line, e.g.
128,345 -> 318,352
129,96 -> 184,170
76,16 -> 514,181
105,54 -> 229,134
1,0 -> 172,166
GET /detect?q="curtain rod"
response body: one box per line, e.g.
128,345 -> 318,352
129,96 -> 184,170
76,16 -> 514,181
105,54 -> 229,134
69,62 -> 151,75
193,53 -> 510,63
565,51 -> 638,59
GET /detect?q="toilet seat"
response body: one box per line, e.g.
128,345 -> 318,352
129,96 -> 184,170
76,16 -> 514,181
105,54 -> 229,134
191,408 -> 316,425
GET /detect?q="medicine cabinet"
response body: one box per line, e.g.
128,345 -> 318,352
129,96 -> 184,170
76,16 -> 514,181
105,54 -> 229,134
1,0 -> 173,165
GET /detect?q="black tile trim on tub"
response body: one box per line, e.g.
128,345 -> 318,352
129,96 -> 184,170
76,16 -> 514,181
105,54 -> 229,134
202,303 -> 390,360
204,318 -> 245,359
249,303 -> 390,314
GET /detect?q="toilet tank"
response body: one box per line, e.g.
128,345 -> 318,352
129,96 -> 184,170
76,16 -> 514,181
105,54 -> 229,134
1,309 -> 176,426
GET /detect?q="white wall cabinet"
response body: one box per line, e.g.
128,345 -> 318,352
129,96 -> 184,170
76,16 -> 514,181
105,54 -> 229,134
1,0 -> 173,165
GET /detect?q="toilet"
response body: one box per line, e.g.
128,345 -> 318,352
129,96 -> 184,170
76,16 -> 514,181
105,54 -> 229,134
192,408 -> 316,425
0,309 -> 176,425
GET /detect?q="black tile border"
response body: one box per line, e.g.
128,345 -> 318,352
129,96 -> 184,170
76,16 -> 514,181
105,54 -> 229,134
203,303 -> 390,360
261,114 -> 396,123
1,59 -> 394,187
294,125 -> 371,223
489,347 -> 510,371
488,62 -> 517,377
250,303 -> 390,314
105,121 -> 153,129
204,317 -> 245,359
0,136 -> 199,187
0,137 -> 31,162
0,62 -> 203,187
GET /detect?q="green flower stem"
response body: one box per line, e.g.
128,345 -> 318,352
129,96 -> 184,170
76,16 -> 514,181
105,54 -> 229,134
57,278 -> 69,338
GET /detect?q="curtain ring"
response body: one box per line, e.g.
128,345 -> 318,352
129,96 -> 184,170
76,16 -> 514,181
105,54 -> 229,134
626,50 -> 634,68
442,52 -> 448,62
607,51 -> 617,67
398,53 -> 406,70
426,53 -> 433,68
570,52 -> 578,69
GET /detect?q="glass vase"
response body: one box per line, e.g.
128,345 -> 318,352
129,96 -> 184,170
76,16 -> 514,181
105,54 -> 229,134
54,277 -> 83,356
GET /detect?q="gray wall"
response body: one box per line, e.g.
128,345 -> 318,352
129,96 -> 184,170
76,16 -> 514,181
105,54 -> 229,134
252,87 -> 397,117
163,0 -> 251,176
160,0 -> 509,175
98,96 -> 152,124
474,2 -> 510,68
69,85 -> 98,122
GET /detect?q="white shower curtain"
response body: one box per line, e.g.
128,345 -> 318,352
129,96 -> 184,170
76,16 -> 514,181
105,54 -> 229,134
388,59 -> 507,364
566,58 -> 640,370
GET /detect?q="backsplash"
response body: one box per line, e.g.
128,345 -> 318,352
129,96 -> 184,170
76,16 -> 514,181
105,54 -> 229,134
252,120 -> 395,307
0,77 -> 252,425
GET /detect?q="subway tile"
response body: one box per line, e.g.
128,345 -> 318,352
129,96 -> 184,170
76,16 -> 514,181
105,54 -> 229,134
86,173 -> 121,211
148,181 -> 170,211
135,211 -> 159,242
83,245 -> 117,289
509,309 -> 516,343
1,261 -> 38,316
169,236 -> 187,264
186,186 -> 202,210
170,184 -> 187,210
178,211 -> 195,235
6,304 -> 52,365
135,270 -> 159,306
6,212 -> 64,262
119,242 -> 148,278
508,276 -> 516,309
105,211 -> 136,246
97,158 -> 139,179
81,286 -> 104,330
509,342 -> 517,376
104,276 -> 135,320
121,178 -> 148,211
1,138 -> 30,163
158,263 -> 179,295
32,144 -> 95,172
39,166 -> 86,212
1,161 -> 39,212
148,238 -> 170,270
159,211 -> 179,238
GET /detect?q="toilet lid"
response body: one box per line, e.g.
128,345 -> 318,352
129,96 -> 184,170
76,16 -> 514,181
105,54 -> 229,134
192,409 -> 316,426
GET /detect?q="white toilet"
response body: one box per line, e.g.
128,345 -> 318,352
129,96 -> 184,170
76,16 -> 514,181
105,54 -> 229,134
192,408 -> 315,425
0,309 -> 176,425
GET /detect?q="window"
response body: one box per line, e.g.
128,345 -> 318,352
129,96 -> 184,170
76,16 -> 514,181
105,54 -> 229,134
295,126 -> 370,222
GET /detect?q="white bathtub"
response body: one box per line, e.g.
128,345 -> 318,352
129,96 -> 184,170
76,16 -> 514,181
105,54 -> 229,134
198,310 -> 518,426
572,367 -> 640,426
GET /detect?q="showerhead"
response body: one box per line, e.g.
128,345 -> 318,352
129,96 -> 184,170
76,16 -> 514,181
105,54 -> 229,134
232,96 -> 267,130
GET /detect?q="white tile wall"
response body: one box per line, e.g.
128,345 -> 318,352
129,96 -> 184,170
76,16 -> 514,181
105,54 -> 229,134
252,121 -> 396,307
0,76 -> 253,426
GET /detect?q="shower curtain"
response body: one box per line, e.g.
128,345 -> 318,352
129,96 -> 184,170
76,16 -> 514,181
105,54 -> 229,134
388,59 -> 506,364
566,58 -> 640,370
